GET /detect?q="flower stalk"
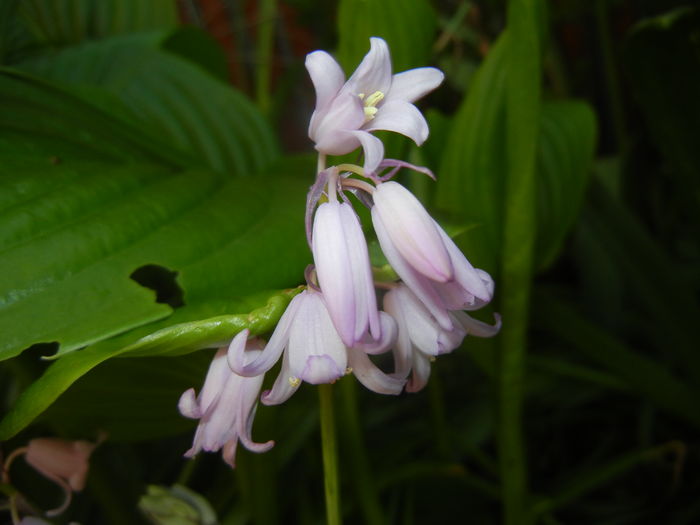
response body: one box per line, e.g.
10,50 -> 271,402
319,383 -> 341,525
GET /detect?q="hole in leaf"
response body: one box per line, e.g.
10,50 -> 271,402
130,264 -> 184,308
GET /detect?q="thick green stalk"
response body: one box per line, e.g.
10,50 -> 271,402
255,0 -> 276,115
319,383 -> 342,525
339,378 -> 385,525
499,0 -> 542,523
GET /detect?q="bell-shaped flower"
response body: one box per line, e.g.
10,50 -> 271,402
312,200 -> 380,346
372,181 -> 495,330
20,436 -> 98,516
384,284 -> 501,392
178,337 -> 273,468
228,289 -> 404,405
306,37 -> 444,174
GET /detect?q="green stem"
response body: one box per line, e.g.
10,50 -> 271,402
255,0 -> 276,115
319,383 -> 341,525
339,378 -> 385,525
499,0 -> 542,523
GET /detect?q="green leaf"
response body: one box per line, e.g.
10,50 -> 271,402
337,0 -> 437,73
0,68 -> 186,165
17,0 -> 178,46
434,34 -> 509,272
0,154 -> 311,362
18,31 -> 279,176
535,100 -> 596,269
0,289 -> 301,441
435,48 -> 596,273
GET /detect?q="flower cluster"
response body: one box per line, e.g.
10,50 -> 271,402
179,37 -> 500,467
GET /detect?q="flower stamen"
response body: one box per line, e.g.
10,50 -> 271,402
362,90 -> 385,122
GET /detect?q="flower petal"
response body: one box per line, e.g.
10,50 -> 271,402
344,37 -> 392,97
339,202 -> 380,341
436,224 -> 493,304
387,67 -> 444,103
261,351 -> 300,406
383,289 -> 413,380
313,202 -> 357,346
348,129 -> 385,175
365,99 -> 429,145
306,50 -> 345,111
347,347 -> 405,395
406,351 -> 431,393
372,207 -> 454,330
287,291 -> 347,382
453,311 -> 502,338
178,388 -> 202,419
372,181 -> 453,282
194,347 -> 230,413
353,311 -> 397,355
311,92 -> 364,152
301,355 -> 346,384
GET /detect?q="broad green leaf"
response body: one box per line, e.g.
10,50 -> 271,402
337,0 -> 437,73
27,289 -> 300,441
0,68 -> 186,165
18,31 -> 279,176
0,289 -> 300,441
18,0 -> 178,46
0,155 -> 310,362
535,100 -> 596,269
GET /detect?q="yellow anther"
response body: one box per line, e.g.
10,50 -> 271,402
360,90 -> 384,122
345,367 -> 353,375
288,376 -> 301,387
429,356 -> 437,363
365,90 -> 384,107
363,106 -> 378,120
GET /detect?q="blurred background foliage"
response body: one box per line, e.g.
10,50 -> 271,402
0,0 -> 699,524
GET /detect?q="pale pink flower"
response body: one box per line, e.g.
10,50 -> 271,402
19,437 -> 98,516
306,37 -> 444,175
384,284 -> 501,392
228,289 -> 403,404
178,337 -> 273,468
312,200 -> 380,346
372,181 -> 495,330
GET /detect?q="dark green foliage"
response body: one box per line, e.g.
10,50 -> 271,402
1,1 -> 699,525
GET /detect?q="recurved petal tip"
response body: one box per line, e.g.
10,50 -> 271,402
178,388 -> 201,419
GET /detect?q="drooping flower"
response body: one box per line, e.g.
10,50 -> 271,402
228,289 -> 403,405
312,198 -> 380,346
178,338 -> 273,468
306,37 -> 444,175
18,437 -> 99,516
372,181 -> 495,330
384,284 -> 501,392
